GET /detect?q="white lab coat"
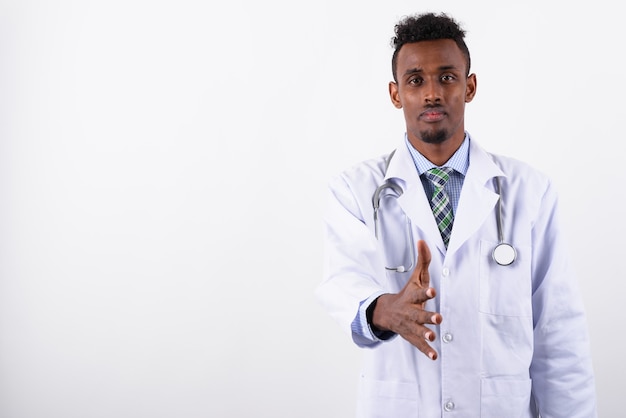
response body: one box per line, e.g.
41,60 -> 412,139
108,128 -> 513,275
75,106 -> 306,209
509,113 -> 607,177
316,136 -> 596,417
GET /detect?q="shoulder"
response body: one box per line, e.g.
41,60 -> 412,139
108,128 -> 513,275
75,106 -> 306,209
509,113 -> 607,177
488,152 -> 561,223
329,152 -> 392,191
489,152 -> 552,189
325,152 -> 395,220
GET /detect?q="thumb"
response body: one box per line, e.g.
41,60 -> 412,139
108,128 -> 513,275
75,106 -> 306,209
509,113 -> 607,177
415,240 -> 432,288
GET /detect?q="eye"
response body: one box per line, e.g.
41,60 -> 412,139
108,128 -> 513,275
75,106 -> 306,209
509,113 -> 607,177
441,74 -> 456,83
408,76 -> 423,85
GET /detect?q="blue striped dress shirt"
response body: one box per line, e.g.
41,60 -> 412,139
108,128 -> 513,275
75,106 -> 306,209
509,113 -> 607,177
405,132 -> 469,214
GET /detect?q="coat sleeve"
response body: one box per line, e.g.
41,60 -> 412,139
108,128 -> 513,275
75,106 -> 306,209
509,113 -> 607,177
315,173 -> 389,347
529,180 -> 597,417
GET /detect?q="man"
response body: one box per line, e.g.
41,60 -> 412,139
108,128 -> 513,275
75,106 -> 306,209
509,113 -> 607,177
316,12 -> 597,417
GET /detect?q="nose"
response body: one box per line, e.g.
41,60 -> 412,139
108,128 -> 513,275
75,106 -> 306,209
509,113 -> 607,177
423,81 -> 442,104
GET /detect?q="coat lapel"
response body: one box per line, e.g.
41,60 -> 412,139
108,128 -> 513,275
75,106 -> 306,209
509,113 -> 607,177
384,138 -> 505,258
446,141 -> 504,257
385,143 -> 446,254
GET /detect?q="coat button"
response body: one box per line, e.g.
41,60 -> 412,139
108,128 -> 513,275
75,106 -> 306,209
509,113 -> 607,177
444,400 -> 455,411
442,332 -> 453,343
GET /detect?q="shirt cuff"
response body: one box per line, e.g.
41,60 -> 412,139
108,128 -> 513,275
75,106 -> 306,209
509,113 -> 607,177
351,291 -> 397,345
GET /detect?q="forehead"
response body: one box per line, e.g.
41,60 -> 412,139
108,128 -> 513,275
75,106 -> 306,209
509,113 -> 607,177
396,39 -> 466,73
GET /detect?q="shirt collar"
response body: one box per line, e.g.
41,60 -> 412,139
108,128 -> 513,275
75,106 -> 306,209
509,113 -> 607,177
404,132 -> 470,176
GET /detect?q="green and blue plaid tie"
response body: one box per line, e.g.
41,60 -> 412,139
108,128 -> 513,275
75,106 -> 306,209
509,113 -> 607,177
426,167 -> 454,247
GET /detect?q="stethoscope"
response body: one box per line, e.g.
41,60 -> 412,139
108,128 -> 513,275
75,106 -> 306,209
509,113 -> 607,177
372,152 -> 517,272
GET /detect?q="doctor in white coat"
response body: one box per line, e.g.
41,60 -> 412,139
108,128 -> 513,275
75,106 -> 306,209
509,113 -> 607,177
316,12 -> 596,418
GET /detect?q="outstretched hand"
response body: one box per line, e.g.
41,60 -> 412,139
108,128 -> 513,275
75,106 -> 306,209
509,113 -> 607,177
371,240 -> 442,360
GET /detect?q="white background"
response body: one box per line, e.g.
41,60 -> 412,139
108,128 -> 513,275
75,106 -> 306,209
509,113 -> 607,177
0,1 -> 623,417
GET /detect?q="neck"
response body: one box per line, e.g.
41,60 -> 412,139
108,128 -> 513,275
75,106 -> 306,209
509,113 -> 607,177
408,134 -> 465,166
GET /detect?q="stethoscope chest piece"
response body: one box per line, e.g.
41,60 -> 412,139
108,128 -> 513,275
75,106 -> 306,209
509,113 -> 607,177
492,243 -> 516,266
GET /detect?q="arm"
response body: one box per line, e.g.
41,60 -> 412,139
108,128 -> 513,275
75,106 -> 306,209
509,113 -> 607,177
315,175 -> 390,347
316,174 -> 441,358
529,181 -> 597,417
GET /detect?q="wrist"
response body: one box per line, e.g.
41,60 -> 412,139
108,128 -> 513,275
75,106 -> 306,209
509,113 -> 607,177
366,295 -> 396,340
367,294 -> 393,332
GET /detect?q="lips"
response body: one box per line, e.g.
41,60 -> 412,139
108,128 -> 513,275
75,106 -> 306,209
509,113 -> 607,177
420,109 -> 446,122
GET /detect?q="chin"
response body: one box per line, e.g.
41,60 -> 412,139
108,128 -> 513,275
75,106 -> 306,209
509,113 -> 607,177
419,129 -> 448,144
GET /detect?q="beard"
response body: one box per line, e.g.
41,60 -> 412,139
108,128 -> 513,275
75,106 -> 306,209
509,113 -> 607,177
419,129 -> 449,144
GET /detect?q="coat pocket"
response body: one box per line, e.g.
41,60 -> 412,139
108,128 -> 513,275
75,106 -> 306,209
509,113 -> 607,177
481,377 -> 533,418
357,378 -> 419,418
479,240 -> 532,317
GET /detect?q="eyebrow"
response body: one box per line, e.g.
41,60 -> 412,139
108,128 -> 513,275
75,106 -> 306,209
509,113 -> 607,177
403,65 -> 460,77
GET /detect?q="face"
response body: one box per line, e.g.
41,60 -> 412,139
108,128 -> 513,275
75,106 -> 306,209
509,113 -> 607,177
389,39 -> 476,152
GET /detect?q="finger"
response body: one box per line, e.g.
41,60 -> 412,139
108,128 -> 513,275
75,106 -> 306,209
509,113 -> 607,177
410,286 -> 438,306
404,333 -> 439,360
409,306 -> 443,326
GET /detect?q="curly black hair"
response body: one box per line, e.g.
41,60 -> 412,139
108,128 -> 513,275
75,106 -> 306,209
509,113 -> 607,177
391,12 -> 471,82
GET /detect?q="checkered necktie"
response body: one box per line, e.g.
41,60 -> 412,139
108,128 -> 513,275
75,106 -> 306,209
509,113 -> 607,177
426,167 -> 454,247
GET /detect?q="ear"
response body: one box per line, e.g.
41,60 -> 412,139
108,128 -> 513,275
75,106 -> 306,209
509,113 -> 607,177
465,73 -> 477,103
389,81 -> 402,108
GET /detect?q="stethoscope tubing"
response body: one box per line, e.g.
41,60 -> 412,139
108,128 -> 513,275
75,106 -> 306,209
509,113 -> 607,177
373,182 -> 416,272
373,169 -> 517,270
492,176 -> 517,266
